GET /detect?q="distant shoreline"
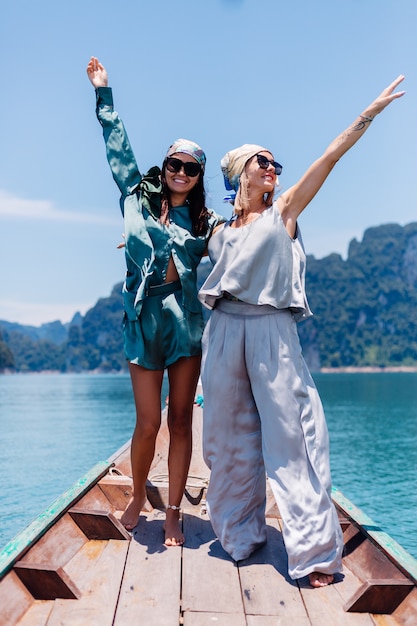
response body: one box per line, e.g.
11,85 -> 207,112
318,366 -> 417,373
2,366 -> 417,376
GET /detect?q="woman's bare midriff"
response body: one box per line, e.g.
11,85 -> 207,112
165,256 -> 180,283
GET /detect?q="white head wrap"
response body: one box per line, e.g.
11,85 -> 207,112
221,144 -> 269,191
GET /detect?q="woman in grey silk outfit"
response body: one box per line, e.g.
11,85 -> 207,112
199,76 -> 405,586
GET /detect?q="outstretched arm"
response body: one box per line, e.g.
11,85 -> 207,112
86,56 -> 141,198
279,75 -> 405,237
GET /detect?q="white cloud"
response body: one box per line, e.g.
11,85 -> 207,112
0,189 -> 118,226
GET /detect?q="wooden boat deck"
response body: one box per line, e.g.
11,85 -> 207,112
1,401 -> 417,625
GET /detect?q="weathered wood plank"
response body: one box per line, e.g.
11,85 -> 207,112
331,561 -> 372,605
114,510 -> 181,626
370,616 -> 404,626
15,601 -> 52,626
298,580 -> 374,625
188,404 -> 210,483
74,483 -> 115,511
246,617 -> 311,626
98,474 -> 133,510
17,515 -> 87,569
46,539 -> 128,626
182,513 -> 244,616
265,479 -> 280,518
238,518 -> 309,619
0,460 -> 110,579
392,585 -> 417,625
183,612 -> 246,625
0,571 -> 34,626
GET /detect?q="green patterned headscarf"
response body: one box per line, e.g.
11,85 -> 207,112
166,139 -> 206,172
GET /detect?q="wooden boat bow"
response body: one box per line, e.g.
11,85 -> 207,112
1,400 -> 417,625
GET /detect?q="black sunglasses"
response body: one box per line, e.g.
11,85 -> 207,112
165,157 -> 202,177
256,154 -> 283,175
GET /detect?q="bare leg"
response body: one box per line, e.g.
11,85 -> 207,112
308,572 -> 335,587
164,355 -> 201,546
121,363 -> 164,531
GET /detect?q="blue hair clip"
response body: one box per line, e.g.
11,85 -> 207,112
223,174 -> 233,191
223,192 -> 236,204
223,173 -> 237,204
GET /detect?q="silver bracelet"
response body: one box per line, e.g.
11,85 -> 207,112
360,114 -> 374,123
167,504 -> 181,511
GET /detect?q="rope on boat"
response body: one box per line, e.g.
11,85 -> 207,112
149,473 -> 209,489
149,474 -> 209,517
109,466 -> 124,476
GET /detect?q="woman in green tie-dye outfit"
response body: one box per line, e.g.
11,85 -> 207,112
87,57 -> 224,546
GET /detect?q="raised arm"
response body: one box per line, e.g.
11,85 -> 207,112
278,75 -> 405,237
86,56 -> 142,200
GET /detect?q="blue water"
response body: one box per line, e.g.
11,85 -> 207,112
0,372 -> 416,560
316,372 -> 417,558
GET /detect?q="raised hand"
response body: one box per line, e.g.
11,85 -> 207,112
86,56 -> 108,88
278,74 -> 406,230
364,75 -> 405,118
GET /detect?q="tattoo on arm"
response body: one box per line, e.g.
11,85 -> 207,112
335,119 -> 368,148
352,119 -> 369,131
332,112 -> 374,150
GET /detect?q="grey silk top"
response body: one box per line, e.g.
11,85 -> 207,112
198,202 -> 312,322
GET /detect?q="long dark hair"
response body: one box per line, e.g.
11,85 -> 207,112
161,159 -> 210,236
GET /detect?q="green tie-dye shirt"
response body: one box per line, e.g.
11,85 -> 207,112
95,87 -> 224,321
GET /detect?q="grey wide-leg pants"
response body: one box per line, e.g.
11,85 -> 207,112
201,300 -> 343,580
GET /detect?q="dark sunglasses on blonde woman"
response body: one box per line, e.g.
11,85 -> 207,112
256,154 -> 283,175
165,157 -> 202,177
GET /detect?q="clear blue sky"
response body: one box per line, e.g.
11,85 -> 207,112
1,0 -> 415,325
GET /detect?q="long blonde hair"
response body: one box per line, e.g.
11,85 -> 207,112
233,161 -> 275,215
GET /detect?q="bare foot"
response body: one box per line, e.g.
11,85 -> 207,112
164,508 -> 184,546
308,572 -> 335,587
120,494 -> 146,531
